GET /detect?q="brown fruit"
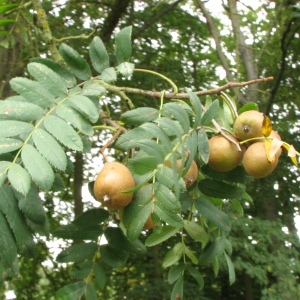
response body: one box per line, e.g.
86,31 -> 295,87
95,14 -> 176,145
234,110 -> 264,141
208,135 -> 245,172
143,214 -> 156,230
243,142 -> 279,178
94,162 -> 135,209
165,159 -> 199,187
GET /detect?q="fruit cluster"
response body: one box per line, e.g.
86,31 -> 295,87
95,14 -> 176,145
208,110 -> 282,178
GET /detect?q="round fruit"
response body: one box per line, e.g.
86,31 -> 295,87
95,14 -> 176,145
208,135 -> 245,172
234,110 -> 264,141
94,162 -> 135,209
243,142 -> 278,178
177,160 -> 198,187
143,214 -> 156,230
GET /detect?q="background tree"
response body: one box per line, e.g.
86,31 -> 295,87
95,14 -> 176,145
0,1 -> 299,299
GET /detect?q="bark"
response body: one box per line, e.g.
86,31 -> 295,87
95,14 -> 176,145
195,0 -> 244,103
132,0 -> 184,40
227,0 -> 258,102
243,272 -> 254,300
100,0 -> 131,44
74,152 -> 84,219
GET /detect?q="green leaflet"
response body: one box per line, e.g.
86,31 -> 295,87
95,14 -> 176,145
56,242 -> 98,263
168,263 -> 185,284
161,102 -> 191,133
73,208 -> 109,226
121,107 -> 159,125
154,117 -> 184,138
186,265 -> 204,289
14,185 -> 47,225
9,77 -> 54,108
0,185 -> 36,257
71,261 -> 93,279
154,202 -> 184,228
89,36 -> 110,73
201,99 -> 219,125
194,197 -> 231,232
237,102 -> 259,114
99,67 -> 117,82
43,115 -> 83,151
30,57 -> 77,88
224,252 -> 236,285
115,26 -> 132,64
53,224 -> 103,240
100,244 -> 129,268
0,137 -> 22,154
0,4 -> 18,14
170,277 -> 184,300
197,129 -> 210,164
116,62 -> 135,77
59,43 -> 92,80
7,164 -> 31,195
94,261 -> 106,290
154,183 -> 182,211
27,62 -> 68,97
21,144 -> 55,191
115,127 -> 152,150
184,220 -> 209,244
198,178 -> 245,199
155,165 -> 186,191
0,120 -> 33,138
82,82 -> 106,97
0,161 -> 10,187
0,211 -> 18,269
140,122 -> 173,153
55,281 -> 86,300
0,100 -> 44,121
67,95 -> 99,123
32,128 -> 67,171
55,104 -> 94,136
104,227 -> 146,255
145,225 -> 179,247
188,91 -> 203,128
162,242 -> 184,268
85,284 -> 97,300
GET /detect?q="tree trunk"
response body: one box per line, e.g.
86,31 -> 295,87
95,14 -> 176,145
74,152 -> 84,219
243,272 -> 254,300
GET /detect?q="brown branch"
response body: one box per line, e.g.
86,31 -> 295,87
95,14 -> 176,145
117,76 -> 274,100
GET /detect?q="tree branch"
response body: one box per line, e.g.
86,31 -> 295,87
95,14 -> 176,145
97,76 -> 273,100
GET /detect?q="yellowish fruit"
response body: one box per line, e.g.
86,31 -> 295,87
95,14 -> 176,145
243,142 -> 278,178
178,160 -> 198,187
94,162 -> 135,209
208,135 -> 245,172
234,110 -> 264,141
